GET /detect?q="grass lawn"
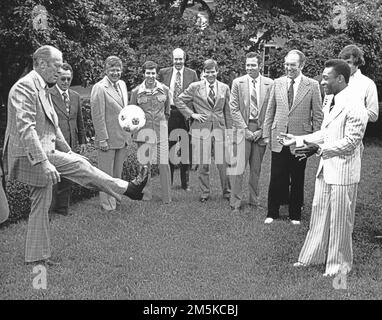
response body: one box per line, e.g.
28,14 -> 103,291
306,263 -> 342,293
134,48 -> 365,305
0,138 -> 381,300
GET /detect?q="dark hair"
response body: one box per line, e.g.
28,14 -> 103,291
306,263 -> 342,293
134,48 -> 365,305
324,59 -> 351,84
203,59 -> 218,71
246,52 -> 262,64
61,62 -> 73,76
338,44 -> 365,67
142,60 -> 158,72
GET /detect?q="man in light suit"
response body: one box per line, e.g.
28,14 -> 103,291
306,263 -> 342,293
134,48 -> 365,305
176,59 -> 232,202
49,63 -> 87,215
2,45 -> 148,265
158,48 -> 199,191
229,52 -> 274,212
279,59 -> 368,276
91,56 -> 130,211
263,49 -> 323,225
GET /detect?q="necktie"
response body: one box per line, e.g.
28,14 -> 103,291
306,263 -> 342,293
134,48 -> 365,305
208,84 -> 215,108
288,78 -> 295,109
329,96 -> 335,113
174,71 -> 182,99
250,79 -> 258,118
62,92 -> 70,114
113,83 -> 124,105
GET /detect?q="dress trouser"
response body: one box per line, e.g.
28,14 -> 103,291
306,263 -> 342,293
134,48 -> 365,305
297,173 -> 358,275
267,146 -> 307,220
136,140 -> 171,203
230,120 -> 266,209
25,151 -> 128,262
97,147 -> 128,210
168,108 -> 191,189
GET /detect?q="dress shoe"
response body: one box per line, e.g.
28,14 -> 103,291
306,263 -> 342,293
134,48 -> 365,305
124,165 -> 149,200
26,258 -> 61,267
199,197 -> 209,203
293,261 -> 307,267
291,220 -> 301,225
264,217 -> 274,224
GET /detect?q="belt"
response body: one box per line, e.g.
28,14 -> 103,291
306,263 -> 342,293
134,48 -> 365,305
248,119 -> 258,123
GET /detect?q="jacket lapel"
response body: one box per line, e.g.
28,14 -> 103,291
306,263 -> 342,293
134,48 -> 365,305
117,80 -> 128,107
289,75 -> 309,114
323,94 -> 344,127
34,77 -> 57,126
51,86 -> 69,119
198,81 -> 209,108
103,76 -> 123,107
280,78 -> 289,111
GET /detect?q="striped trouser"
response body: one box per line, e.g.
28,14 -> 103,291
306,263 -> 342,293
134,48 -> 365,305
297,173 -> 358,275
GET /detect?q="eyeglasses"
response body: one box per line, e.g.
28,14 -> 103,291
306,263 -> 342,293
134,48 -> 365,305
59,77 -> 72,81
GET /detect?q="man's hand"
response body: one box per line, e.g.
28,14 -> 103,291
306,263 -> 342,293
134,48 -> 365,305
40,160 -> 60,185
263,137 -> 270,145
294,144 -> 319,161
277,133 -> 296,146
99,140 -> 109,152
245,128 -> 255,141
252,130 -> 262,142
79,144 -> 86,154
191,113 -> 207,123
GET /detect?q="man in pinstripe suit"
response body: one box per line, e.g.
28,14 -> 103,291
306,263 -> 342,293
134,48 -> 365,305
263,50 -> 323,225
279,59 -> 368,276
3,45 -> 148,265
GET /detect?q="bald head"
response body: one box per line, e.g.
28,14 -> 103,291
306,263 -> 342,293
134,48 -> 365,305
33,45 -> 63,84
172,48 -> 185,70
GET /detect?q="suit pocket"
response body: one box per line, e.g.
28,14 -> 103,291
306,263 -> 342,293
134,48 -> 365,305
303,123 -> 313,133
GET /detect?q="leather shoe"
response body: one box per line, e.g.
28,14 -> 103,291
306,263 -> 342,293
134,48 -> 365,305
124,165 -> 149,200
293,261 -> 307,267
199,197 -> 209,203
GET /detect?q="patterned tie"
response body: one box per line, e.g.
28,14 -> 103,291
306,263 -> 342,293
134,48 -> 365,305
174,71 -> 182,99
250,79 -> 258,118
208,84 -> 215,108
62,92 -> 70,114
288,78 -> 295,109
113,83 -> 124,105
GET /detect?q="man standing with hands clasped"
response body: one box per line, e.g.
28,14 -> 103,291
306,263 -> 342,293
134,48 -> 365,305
229,52 -> 273,212
279,59 -> 368,276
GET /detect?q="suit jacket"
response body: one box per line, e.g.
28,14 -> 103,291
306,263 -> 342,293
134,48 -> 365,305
129,81 -> 171,143
230,74 -> 274,143
158,67 -> 199,101
263,75 -> 323,153
50,86 -> 86,148
3,70 -> 71,187
299,87 -> 368,185
175,80 -> 233,141
90,76 -> 129,149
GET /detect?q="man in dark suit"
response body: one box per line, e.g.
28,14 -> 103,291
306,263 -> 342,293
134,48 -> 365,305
49,63 -> 87,215
158,48 -> 198,191
263,49 -> 323,225
3,45 -> 148,265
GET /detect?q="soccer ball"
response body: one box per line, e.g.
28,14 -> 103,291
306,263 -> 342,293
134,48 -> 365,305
118,105 -> 146,132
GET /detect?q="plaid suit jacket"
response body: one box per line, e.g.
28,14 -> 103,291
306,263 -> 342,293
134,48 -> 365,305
263,75 -> 323,153
175,80 -> 233,141
3,70 -> 71,187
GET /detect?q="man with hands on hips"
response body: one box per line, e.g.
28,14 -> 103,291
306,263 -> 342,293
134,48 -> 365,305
278,59 -> 368,276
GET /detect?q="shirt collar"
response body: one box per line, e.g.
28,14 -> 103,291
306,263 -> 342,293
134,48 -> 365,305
288,73 -> 302,86
247,74 -> 260,83
32,70 -> 47,89
351,69 -> 362,79
173,66 -> 184,74
205,79 -> 217,88
56,85 -> 69,97
137,80 -> 165,95
106,76 -> 119,87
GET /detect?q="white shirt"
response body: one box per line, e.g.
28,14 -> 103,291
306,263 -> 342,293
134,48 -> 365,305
287,73 -> 302,105
170,66 -> 184,96
247,74 -> 260,119
348,69 -> 379,122
56,85 -> 69,101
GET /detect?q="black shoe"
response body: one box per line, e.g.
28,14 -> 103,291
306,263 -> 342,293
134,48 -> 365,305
124,166 -> 149,200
